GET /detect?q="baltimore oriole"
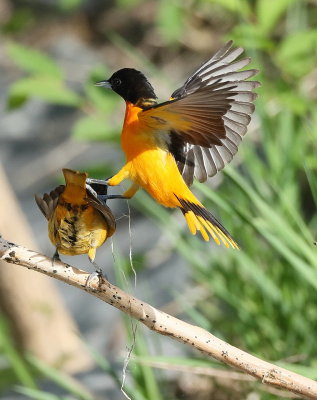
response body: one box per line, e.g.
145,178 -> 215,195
35,168 -> 116,268
94,41 -> 259,248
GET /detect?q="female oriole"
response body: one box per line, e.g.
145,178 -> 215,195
35,168 -> 116,266
94,41 -> 259,248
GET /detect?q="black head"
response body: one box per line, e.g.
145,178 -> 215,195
96,68 -> 157,105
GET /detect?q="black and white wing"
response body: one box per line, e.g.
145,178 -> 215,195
140,41 -> 260,186
35,185 -> 65,220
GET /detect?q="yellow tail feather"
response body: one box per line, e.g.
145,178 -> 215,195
178,197 -> 239,249
63,168 -> 87,188
61,168 -> 88,203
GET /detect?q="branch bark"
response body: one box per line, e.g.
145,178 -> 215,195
0,236 -> 316,399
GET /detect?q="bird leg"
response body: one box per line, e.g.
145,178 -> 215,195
85,251 -> 108,289
91,183 -> 139,202
52,248 -> 61,266
86,178 -> 109,188
122,183 -> 139,199
97,194 -> 129,201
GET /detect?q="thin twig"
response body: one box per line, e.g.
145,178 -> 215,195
0,236 -> 316,400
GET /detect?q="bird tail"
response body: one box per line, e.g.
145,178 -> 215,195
62,168 -> 88,202
63,168 -> 87,187
177,196 -> 239,249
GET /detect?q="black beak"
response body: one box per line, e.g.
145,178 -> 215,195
95,80 -> 112,88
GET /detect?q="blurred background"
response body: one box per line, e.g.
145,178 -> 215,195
1,0 -> 317,399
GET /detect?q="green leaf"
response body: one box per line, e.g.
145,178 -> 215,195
72,115 -> 118,141
15,386 -> 63,400
276,91 -> 309,114
3,9 -> 34,34
304,165 -> 317,208
207,0 -> 252,18
117,0 -> 143,7
6,42 -> 62,78
275,30 -> 317,78
256,0 -> 297,34
9,76 -> 82,107
28,355 -> 94,400
278,30 -> 317,60
58,0 -> 83,11
0,367 -> 19,391
157,0 -> 184,44
85,83 -> 119,113
230,24 -> 273,50
7,93 -> 28,110
0,317 -> 36,389
84,65 -> 121,112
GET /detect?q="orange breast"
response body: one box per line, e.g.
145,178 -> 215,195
120,102 -> 196,208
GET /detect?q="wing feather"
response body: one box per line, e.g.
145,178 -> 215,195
35,185 -> 65,220
193,146 -> 208,182
85,196 -> 116,238
140,41 -> 260,185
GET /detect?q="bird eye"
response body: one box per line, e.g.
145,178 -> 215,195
113,78 -> 121,86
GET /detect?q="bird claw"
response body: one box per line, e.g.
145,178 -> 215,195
51,249 -> 61,266
85,270 -> 102,289
85,263 -> 108,289
98,194 -> 127,201
86,177 -> 127,202
86,178 -> 110,193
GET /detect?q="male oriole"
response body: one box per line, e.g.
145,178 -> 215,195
94,41 -> 259,248
35,168 -> 116,267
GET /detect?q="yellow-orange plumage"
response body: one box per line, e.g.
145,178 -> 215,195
109,103 -> 197,209
35,168 -> 116,262
98,41 -> 259,248
108,103 -> 237,247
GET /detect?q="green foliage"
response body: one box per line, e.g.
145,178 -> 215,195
112,253 -> 164,400
8,76 -> 82,109
256,0 -> 297,35
156,0 -> 185,44
207,0 -> 252,17
72,115 -> 117,141
276,29 -> 317,78
15,387 -> 67,400
27,356 -> 94,400
6,42 -> 83,108
7,42 -> 62,78
72,69 -> 122,141
58,0 -> 84,12
0,315 -> 36,391
3,9 -> 35,33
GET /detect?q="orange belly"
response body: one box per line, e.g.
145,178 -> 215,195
118,102 -> 197,208
48,205 -> 108,257
128,148 -> 195,208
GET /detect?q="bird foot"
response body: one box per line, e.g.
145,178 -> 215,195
85,264 -> 108,289
51,249 -> 61,266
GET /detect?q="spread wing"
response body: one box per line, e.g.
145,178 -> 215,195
140,41 -> 260,186
35,185 -> 65,220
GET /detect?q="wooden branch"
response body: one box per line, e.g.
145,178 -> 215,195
1,236 -> 316,399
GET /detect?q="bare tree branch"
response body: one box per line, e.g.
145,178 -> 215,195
0,236 -> 316,399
